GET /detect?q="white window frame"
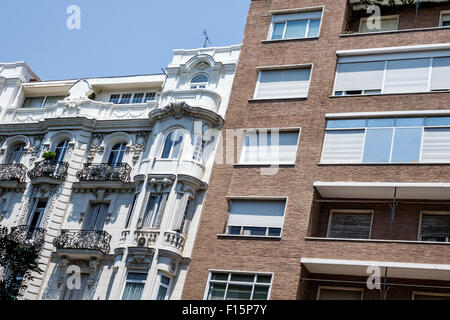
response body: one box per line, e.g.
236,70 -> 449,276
189,74 -> 209,89
412,291 -> 450,300
358,15 -> 399,33
326,209 -> 374,239
439,11 -> 450,27
418,211 -> 450,242
21,95 -> 67,108
155,272 -> 172,300
267,7 -> 324,41
109,92 -> 157,104
159,129 -> 185,160
320,116 -> 450,164
333,53 -> 450,96
237,128 -> 301,165
253,64 -> 313,100
224,196 -> 288,238
203,270 -> 274,300
316,286 -> 364,300
120,271 -> 148,300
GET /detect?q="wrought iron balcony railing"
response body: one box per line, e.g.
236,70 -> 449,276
27,160 -> 69,181
9,225 -> 46,247
0,163 -> 27,182
76,163 -> 131,182
53,229 -> 111,254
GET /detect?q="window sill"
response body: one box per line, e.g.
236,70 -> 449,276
261,37 -> 319,44
305,237 -> 450,246
248,97 -> 307,103
217,234 -> 282,241
318,162 -> 450,166
340,25 -> 450,37
329,90 -> 450,99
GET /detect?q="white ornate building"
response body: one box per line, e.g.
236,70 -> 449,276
0,45 -> 240,300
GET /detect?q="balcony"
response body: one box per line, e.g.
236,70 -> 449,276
53,229 -> 111,255
133,230 -> 159,247
0,163 -> 27,182
151,159 -> 205,182
163,231 -> 186,254
9,225 -> 46,247
27,160 -> 69,183
159,88 -> 221,113
76,163 -> 131,182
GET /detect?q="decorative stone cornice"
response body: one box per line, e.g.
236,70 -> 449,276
177,174 -> 208,191
126,247 -> 155,270
149,102 -> 224,129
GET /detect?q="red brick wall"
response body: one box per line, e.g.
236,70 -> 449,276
182,0 -> 450,300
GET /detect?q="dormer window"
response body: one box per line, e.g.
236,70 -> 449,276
22,95 -> 66,108
190,74 -> 209,89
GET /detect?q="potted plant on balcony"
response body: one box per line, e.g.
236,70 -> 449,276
41,151 -> 57,161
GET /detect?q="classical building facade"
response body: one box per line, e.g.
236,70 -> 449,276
0,45 -> 240,300
182,0 -> 450,300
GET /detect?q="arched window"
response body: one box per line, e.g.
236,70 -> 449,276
161,130 -> 184,159
55,140 -> 69,163
190,74 -> 209,89
7,143 -> 25,164
107,143 -> 127,167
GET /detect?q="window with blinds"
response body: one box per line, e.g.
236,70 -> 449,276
321,116 -> 450,164
420,213 -> 450,242
254,68 -> 312,99
334,49 -> 450,95
226,199 -> 286,237
270,10 -> 322,40
327,211 -> 372,239
239,130 -> 300,165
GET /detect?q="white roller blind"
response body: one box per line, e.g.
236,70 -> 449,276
384,58 -> 430,93
228,200 -> 286,228
321,130 -> 365,164
255,68 -> 311,99
421,128 -> 450,163
272,10 -> 322,23
431,57 -> 450,91
334,61 -> 384,91
239,131 -> 299,164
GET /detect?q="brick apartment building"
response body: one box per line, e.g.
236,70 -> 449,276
182,0 -> 450,300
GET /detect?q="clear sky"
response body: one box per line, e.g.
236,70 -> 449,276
0,0 -> 250,80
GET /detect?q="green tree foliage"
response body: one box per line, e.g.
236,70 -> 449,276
0,227 -> 42,300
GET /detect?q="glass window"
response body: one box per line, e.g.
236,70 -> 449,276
107,143 -> 127,166
140,194 -> 165,228
362,128 -> 393,163
270,11 -> 322,40
161,130 -> 184,159
190,74 -> 209,89
43,96 -> 66,107
359,16 -> 398,33
271,23 -> 285,40
390,128 -> 422,162
55,140 -> 69,163
7,143 -> 25,164
441,13 -> 450,27
132,93 -> 144,104
284,20 -> 308,39
255,68 -> 311,99
206,272 -> 272,300
144,92 -> 156,102
122,272 -> 147,300
420,213 -> 450,242
109,94 -> 120,104
326,119 -> 367,129
119,93 -> 132,104
156,275 -> 171,300
22,97 -> 45,108
327,211 -> 372,239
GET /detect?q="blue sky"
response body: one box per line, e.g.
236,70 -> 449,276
0,0 -> 250,80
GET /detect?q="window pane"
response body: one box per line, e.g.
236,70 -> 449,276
22,97 -> 44,108
44,96 -> 65,106
230,274 -> 255,282
225,284 -> 253,300
391,128 -> 422,162
362,128 -> 393,162
271,22 -> 285,40
144,92 -> 156,102
228,226 -> 241,235
421,214 -> 450,241
384,58 -> 429,94
208,283 -> 226,300
119,94 -> 132,104
367,118 -> 395,127
326,119 -> 366,129
122,282 -> 145,300
257,275 -> 272,283
243,227 -> 266,236
211,273 -> 229,281
426,117 -> 450,126
268,228 -> 281,236
395,117 -> 424,127
328,213 -> 372,239
284,20 -> 307,39
308,19 -> 321,37
132,93 -> 144,103
360,17 -> 398,33
127,272 -> 147,281
253,286 -> 270,300
109,94 -> 120,104
156,286 -> 168,300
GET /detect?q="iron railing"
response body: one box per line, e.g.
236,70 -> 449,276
76,163 -> 131,182
53,229 -> 111,254
27,160 -> 69,181
9,225 -> 46,247
0,164 -> 27,182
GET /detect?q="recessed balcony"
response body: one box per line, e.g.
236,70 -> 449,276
9,225 -> 46,248
53,229 -> 111,255
28,160 -> 69,184
76,163 -> 131,183
159,89 -> 222,113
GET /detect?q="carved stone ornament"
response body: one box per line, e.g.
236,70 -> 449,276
130,131 -> 150,165
87,133 -> 105,163
196,61 -> 210,70
148,175 -> 176,192
126,247 -> 155,270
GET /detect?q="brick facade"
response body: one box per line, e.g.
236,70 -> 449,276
182,0 -> 450,300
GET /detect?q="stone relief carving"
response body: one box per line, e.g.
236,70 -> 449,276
130,131 -> 150,165
87,133 -> 105,163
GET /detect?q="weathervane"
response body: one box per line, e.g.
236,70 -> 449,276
203,29 -> 211,48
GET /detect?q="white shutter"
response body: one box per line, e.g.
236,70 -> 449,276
227,200 -> 286,228
255,68 -> 311,99
334,61 -> 384,92
431,57 -> 450,91
384,58 -> 429,93
421,128 -> 450,163
153,193 -> 168,228
172,194 -> 189,231
321,130 -> 365,164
